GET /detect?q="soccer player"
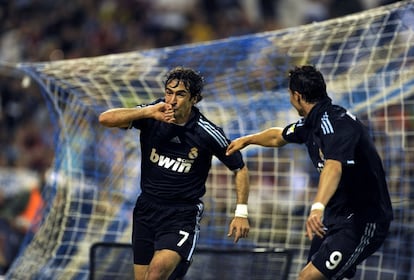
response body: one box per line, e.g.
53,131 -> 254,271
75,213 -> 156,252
226,65 -> 393,280
99,66 -> 250,280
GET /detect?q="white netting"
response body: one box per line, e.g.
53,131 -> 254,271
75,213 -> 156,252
4,1 -> 414,279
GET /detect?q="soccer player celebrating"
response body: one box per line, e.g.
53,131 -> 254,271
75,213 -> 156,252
99,66 -> 250,280
226,65 -> 393,280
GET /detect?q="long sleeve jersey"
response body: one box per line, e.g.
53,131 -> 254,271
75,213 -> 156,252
282,97 -> 393,226
130,99 -> 245,203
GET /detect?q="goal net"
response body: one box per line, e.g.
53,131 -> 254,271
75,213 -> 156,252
5,1 -> 414,279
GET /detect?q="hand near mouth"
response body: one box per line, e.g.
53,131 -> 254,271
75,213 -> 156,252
151,102 -> 176,123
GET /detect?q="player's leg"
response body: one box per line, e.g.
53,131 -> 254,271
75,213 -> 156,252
298,261 -> 327,280
168,259 -> 192,280
133,250 -> 187,280
153,202 -> 203,280
307,226 -> 360,280
132,196 -> 157,280
298,235 -> 327,279
134,264 -> 149,280
144,249 -> 182,280
132,236 -> 154,280
307,222 -> 390,280
132,195 -> 203,280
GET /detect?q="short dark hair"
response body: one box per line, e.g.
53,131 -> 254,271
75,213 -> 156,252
165,66 -> 204,103
288,65 -> 328,103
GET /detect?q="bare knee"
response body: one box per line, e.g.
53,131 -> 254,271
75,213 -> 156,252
144,250 -> 181,280
298,262 -> 327,280
134,264 -> 148,280
145,262 -> 173,280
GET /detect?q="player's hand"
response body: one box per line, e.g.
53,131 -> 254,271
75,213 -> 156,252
306,209 -> 326,240
226,137 -> 248,156
152,102 -> 175,123
227,217 -> 250,243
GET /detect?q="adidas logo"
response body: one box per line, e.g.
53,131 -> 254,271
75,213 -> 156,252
170,136 -> 181,143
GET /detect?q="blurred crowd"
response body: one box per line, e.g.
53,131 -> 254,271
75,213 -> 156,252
0,0 -> 401,275
0,0 -> 399,62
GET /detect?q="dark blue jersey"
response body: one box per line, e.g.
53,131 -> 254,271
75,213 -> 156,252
282,97 -> 393,226
130,99 -> 245,202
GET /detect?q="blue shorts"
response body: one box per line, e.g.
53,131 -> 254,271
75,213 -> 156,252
309,220 -> 390,280
132,193 -> 204,265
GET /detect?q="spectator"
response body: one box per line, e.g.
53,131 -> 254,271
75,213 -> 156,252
0,176 -> 43,275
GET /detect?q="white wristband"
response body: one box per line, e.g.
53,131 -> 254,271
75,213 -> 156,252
235,204 -> 248,218
311,202 -> 325,212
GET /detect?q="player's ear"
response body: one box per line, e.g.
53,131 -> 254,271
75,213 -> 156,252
293,91 -> 302,103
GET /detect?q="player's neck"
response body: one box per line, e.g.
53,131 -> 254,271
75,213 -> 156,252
174,109 -> 194,125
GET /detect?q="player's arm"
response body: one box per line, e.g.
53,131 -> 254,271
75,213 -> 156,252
98,102 -> 175,128
227,165 -> 250,243
306,159 -> 342,240
226,127 -> 288,155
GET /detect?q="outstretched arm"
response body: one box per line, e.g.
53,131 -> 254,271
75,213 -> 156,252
227,165 -> 250,243
98,102 -> 175,128
226,127 -> 288,155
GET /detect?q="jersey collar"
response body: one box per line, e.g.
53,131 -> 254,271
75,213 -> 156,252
304,97 -> 332,127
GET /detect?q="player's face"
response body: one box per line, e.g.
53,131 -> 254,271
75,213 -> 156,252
165,79 -> 195,124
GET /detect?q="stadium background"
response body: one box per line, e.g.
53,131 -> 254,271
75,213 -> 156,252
0,0 -> 411,279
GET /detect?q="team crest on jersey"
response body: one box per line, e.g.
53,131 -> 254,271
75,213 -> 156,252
286,124 -> 296,135
188,147 -> 198,159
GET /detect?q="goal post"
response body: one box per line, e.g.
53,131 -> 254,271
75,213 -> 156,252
3,1 -> 414,279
